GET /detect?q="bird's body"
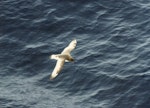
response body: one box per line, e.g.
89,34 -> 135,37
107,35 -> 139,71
51,54 -> 74,62
50,39 -> 77,80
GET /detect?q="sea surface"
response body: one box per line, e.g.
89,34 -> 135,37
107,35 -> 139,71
0,0 -> 150,108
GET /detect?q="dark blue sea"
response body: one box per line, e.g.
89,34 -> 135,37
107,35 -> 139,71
1,0 -> 150,108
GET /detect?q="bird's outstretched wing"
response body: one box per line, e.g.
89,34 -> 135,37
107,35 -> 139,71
61,39 -> 77,54
50,59 -> 65,80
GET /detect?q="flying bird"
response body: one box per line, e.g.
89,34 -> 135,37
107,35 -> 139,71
50,39 -> 77,80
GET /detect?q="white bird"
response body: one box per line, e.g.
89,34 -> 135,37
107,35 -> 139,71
50,39 -> 77,80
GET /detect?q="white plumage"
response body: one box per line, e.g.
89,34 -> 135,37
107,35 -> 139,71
50,39 -> 77,80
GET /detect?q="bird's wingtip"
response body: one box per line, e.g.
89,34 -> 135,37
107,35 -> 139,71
72,39 -> 77,43
50,75 -> 54,80
50,73 -> 58,80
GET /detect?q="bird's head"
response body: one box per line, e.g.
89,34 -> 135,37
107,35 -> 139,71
50,54 -> 59,60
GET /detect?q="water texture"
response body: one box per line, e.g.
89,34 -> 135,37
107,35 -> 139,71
0,0 -> 150,108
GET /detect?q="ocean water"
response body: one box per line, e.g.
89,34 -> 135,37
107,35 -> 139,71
0,0 -> 150,108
